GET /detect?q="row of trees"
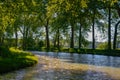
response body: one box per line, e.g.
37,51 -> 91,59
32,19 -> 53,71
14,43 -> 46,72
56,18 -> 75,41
0,0 -> 120,50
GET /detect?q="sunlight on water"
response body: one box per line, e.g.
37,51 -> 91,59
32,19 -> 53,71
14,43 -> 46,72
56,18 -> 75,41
70,63 -> 120,79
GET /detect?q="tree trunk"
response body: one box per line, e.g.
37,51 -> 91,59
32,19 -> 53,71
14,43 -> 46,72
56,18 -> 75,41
23,27 -> 29,50
25,27 -> 29,49
57,29 -> 60,49
117,7 -> 120,17
113,20 -> 120,49
92,10 -> 95,49
0,32 -> 4,46
54,34 -> 57,47
79,24 -> 82,49
1,35 -> 4,46
22,26 -> 26,50
70,24 -> 74,48
14,26 -> 18,49
45,19 -> 50,49
108,7 -> 111,50
0,34 -> 2,47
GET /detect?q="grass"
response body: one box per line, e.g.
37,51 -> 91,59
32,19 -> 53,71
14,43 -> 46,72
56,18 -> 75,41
0,47 -> 38,74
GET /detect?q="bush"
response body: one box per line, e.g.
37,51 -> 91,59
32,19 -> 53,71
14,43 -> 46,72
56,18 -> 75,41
69,48 -> 74,53
97,42 -> 113,50
0,46 -> 10,58
38,40 -> 44,47
60,48 -> 69,52
0,47 -> 38,73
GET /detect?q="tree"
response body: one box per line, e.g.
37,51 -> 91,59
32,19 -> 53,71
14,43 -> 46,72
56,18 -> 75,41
108,5 -> 112,50
113,20 -> 120,49
38,0 -> 50,50
113,3 -> 120,49
0,0 -> 119,51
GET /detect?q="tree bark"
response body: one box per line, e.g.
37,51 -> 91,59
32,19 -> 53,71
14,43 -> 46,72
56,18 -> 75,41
14,26 -> 18,49
92,10 -> 95,49
79,24 -> 82,49
22,26 -> 26,50
0,34 -> 2,47
57,29 -> 60,49
0,33 -> 4,47
108,7 -> 111,50
25,27 -> 29,49
45,19 -> 50,49
117,7 -> 120,17
54,33 -> 57,47
70,24 -> 74,48
113,20 -> 120,49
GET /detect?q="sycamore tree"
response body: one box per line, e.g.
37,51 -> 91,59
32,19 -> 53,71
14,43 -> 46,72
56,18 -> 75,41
86,0 -> 118,50
113,1 -> 120,49
0,0 -> 119,50
0,0 -> 41,49
102,0 -> 118,50
0,1 -> 16,47
47,0 -> 90,48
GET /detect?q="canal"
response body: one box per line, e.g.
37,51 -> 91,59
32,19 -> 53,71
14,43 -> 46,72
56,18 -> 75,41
0,51 -> 120,80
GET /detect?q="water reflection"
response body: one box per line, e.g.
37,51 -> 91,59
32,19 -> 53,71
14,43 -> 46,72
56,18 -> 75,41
0,51 -> 120,80
32,51 -> 120,68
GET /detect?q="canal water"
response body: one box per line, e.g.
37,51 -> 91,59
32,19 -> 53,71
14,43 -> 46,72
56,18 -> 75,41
33,51 -> 120,68
0,51 -> 120,80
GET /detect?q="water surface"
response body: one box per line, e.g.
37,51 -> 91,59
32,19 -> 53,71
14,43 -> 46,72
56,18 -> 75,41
32,51 -> 120,68
0,51 -> 120,80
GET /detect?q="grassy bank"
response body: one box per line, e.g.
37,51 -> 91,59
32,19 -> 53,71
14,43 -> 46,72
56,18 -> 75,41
39,47 -> 120,57
0,47 -> 38,74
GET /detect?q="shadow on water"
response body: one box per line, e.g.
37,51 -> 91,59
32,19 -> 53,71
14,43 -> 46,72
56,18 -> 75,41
0,55 -> 115,80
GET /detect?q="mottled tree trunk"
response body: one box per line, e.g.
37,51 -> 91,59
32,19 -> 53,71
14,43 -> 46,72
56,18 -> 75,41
117,7 -> 120,17
108,7 -> 111,50
14,26 -> 18,49
57,29 -> 60,49
113,20 -> 120,49
70,24 -> 74,48
45,19 -> 50,49
54,34 -> 57,47
79,24 -> 82,49
92,10 -> 95,49
22,30 -> 25,50
22,26 -> 28,50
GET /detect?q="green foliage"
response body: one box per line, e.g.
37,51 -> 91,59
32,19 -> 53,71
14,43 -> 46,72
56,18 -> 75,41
60,48 -> 69,52
100,0 -> 118,6
0,47 -> 38,73
97,42 -> 113,50
0,0 -> 120,51
97,42 -> 108,49
38,47 -> 120,57
0,46 -> 10,58
38,40 -> 45,48
69,48 -> 75,53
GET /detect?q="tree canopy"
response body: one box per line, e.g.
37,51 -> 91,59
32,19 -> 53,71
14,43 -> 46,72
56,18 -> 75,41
0,0 -> 120,50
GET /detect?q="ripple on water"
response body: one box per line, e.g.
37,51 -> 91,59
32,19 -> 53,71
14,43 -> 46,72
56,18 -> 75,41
0,54 -> 119,80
